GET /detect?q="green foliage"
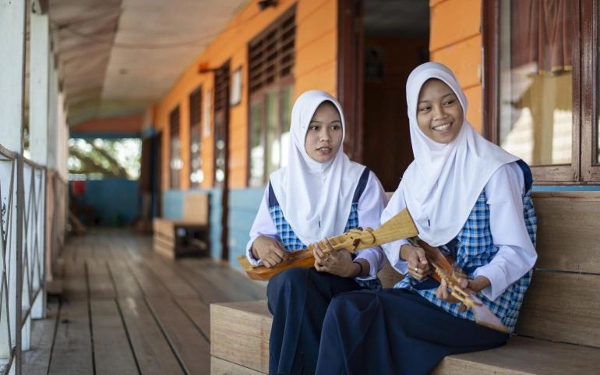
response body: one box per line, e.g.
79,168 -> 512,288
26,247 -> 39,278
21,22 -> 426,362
68,138 -> 141,180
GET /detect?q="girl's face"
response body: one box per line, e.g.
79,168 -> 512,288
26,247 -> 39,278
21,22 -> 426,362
304,102 -> 343,163
416,78 -> 464,144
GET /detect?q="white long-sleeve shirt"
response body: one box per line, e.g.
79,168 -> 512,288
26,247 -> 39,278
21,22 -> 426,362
246,171 -> 388,280
382,163 -> 537,300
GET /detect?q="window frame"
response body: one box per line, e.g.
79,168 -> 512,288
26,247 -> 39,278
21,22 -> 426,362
169,105 -> 181,189
483,0 -> 600,184
189,86 -> 202,187
246,6 -> 296,187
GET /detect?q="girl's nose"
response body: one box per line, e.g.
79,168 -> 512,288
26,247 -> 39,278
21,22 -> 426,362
433,105 -> 447,119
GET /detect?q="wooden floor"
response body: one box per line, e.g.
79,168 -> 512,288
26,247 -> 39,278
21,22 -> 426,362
23,228 -> 267,375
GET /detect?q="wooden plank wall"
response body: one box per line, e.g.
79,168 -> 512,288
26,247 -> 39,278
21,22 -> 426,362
515,192 -> 600,347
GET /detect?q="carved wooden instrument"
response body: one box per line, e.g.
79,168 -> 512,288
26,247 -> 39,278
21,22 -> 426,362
237,209 -> 418,281
414,238 -> 510,333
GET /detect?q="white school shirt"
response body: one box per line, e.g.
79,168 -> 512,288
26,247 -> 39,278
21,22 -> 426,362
246,170 -> 387,280
382,162 -> 537,301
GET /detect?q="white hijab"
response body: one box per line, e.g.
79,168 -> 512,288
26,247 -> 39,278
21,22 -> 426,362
269,90 -> 365,245
398,62 -> 518,246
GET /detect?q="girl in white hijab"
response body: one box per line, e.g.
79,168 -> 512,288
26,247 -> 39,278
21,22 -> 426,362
315,62 -> 538,375
246,89 -> 387,375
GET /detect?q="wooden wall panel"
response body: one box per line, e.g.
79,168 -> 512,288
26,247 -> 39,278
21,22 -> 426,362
516,272 -> 600,348
533,192 -> 600,273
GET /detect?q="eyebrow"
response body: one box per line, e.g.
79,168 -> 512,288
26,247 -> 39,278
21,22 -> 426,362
418,92 -> 456,104
309,119 -> 341,124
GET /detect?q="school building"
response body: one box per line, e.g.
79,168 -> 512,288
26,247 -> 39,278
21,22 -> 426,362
1,0 -> 598,373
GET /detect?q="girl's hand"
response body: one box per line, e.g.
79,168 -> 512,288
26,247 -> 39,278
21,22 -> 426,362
435,275 -> 490,312
313,239 -> 357,277
252,236 -> 288,268
400,244 -> 430,280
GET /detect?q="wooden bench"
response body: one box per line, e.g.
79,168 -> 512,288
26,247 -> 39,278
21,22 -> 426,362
210,192 -> 600,374
153,192 -> 210,258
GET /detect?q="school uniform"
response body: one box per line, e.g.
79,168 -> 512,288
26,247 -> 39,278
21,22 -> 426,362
245,90 -> 387,375
315,63 -> 538,375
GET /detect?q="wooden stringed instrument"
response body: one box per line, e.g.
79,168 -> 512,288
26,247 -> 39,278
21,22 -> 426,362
237,208 -> 418,281
413,238 -> 510,333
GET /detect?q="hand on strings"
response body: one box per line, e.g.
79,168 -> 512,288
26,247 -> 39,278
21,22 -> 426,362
435,275 -> 490,312
401,244 -> 430,281
313,239 -> 355,277
252,235 -> 288,268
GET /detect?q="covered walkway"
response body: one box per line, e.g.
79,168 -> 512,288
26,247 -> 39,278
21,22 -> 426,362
23,229 -> 266,375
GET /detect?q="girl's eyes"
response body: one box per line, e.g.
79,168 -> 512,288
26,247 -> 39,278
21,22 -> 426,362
308,124 -> 341,131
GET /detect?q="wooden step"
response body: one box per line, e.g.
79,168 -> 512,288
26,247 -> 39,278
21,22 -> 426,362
210,300 -> 271,374
210,300 -> 600,375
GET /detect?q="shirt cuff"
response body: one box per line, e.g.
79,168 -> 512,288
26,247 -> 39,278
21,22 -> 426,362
245,241 -> 263,266
473,264 -> 508,301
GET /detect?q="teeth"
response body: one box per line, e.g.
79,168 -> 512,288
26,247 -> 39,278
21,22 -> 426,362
433,123 -> 451,131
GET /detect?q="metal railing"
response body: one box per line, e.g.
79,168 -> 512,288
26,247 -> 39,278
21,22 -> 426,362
0,144 -> 48,375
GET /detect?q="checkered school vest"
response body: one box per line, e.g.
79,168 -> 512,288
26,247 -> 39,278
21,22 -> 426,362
395,160 -> 537,332
268,167 -> 381,289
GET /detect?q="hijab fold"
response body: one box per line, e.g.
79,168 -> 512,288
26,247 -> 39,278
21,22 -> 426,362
398,62 -> 518,246
270,90 -> 365,245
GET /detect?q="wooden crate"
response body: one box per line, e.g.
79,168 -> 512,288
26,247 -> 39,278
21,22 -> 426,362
153,193 -> 210,259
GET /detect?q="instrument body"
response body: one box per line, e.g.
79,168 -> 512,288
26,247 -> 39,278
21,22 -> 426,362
237,209 -> 418,281
415,239 -> 509,333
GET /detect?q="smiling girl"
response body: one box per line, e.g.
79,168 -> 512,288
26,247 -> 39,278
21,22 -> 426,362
315,63 -> 538,375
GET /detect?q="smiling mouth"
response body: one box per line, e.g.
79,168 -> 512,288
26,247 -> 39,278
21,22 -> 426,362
432,122 -> 452,131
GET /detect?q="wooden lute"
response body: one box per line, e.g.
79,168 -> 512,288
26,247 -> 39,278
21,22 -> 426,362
414,238 -> 510,333
237,208 -> 418,281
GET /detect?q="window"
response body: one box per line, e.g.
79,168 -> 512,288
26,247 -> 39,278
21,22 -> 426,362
485,0 -> 600,183
169,106 -> 182,189
189,87 -> 203,187
247,6 -> 295,187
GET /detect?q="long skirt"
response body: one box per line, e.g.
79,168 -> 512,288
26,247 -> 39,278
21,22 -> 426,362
267,267 -> 363,375
315,288 -> 509,375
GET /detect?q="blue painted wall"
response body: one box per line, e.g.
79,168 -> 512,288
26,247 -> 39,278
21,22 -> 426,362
228,187 -> 264,272
77,179 -> 139,226
162,190 -> 184,219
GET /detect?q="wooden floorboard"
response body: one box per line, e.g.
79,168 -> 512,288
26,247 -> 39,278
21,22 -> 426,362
119,297 -> 185,375
22,298 -> 59,375
25,228 -> 266,375
48,299 -> 94,375
91,300 -> 139,375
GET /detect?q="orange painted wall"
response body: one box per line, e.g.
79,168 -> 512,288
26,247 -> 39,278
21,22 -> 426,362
154,0 -> 339,190
429,0 -> 482,132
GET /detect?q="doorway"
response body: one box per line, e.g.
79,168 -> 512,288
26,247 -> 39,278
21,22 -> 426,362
338,0 -> 430,192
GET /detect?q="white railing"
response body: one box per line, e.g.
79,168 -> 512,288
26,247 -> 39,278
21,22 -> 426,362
0,144 -> 47,375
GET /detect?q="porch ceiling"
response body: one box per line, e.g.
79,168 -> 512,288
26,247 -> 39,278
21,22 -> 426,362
47,0 -> 428,131
48,0 -> 250,129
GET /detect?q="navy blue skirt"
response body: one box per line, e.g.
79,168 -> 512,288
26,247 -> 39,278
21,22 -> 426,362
315,288 -> 508,375
267,267 -> 363,375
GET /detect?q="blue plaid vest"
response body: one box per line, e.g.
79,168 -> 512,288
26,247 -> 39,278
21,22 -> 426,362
395,160 -> 537,332
268,167 -> 381,289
